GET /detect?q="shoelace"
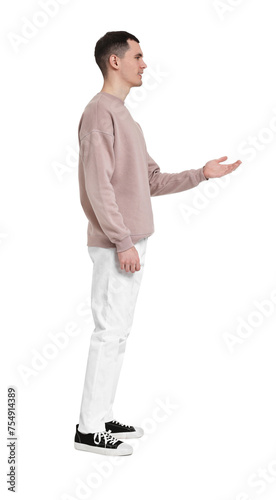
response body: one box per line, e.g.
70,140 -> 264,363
93,429 -> 119,446
111,420 -> 131,429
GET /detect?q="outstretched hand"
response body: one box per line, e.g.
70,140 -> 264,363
203,156 -> 242,179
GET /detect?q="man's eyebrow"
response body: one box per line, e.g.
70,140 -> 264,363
134,53 -> 143,57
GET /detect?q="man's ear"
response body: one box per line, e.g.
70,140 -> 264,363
109,54 -> 119,70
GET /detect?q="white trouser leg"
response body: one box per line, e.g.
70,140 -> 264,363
78,237 -> 148,434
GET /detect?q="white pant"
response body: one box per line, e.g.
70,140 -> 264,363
78,237 -> 148,433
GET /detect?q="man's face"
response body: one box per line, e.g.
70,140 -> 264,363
117,39 -> 147,88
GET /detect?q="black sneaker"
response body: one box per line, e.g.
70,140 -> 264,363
74,424 -> 133,456
105,420 -> 144,439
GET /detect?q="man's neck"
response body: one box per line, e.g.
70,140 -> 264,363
100,83 -> 130,103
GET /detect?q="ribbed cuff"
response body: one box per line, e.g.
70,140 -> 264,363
116,235 -> 134,253
200,166 -> 209,181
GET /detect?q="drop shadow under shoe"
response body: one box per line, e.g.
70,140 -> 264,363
105,420 -> 144,439
74,424 -> 133,456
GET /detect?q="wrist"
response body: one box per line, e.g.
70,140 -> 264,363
203,166 -> 209,180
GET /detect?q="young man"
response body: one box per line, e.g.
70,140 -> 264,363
75,31 -> 242,456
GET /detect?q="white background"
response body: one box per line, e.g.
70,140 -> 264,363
1,0 -> 276,499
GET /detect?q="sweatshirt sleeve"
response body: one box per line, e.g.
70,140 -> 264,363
79,130 -> 134,252
134,121 -> 208,196
147,151 -> 208,197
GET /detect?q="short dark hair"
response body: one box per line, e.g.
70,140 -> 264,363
94,31 -> 140,78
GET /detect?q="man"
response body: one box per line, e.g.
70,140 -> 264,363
75,31 -> 242,456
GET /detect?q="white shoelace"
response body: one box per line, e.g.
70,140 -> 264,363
93,429 -> 119,446
111,420 -> 131,428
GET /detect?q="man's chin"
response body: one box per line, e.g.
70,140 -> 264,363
131,80 -> 143,88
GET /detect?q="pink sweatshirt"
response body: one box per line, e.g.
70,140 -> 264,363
78,91 -> 208,252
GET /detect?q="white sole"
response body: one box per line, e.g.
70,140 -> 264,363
110,430 -> 144,439
74,442 -> 133,456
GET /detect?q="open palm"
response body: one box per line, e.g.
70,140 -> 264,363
203,156 -> 242,179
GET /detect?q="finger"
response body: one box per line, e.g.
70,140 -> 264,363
223,160 -> 242,167
216,156 -> 228,162
232,160 -> 242,167
125,263 -> 130,272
